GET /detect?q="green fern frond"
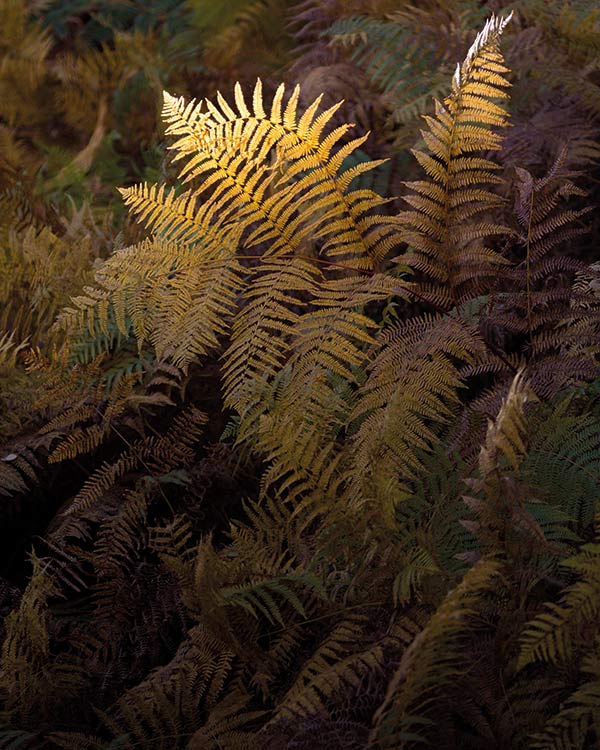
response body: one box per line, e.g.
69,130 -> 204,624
220,572 -> 322,626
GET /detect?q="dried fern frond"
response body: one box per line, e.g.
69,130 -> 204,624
0,554 -> 84,726
98,626 -> 236,749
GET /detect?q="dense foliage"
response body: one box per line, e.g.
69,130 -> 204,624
1,1 -> 600,748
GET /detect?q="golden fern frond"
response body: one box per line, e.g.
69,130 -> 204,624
368,557 -> 503,749
348,315 -> 484,526
158,78 -> 396,267
397,12 -> 514,306
265,614 -> 377,721
251,270 -> 409,503
222,257 -> 321,428
58,238 -> 245,368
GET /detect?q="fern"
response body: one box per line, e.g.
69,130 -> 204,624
369,557 -> 503,749
0,554 -> 83,727
397,11 -> 513,307
517,542 -> 600,670
348,316 -> 484,525
325,4 -> 487,147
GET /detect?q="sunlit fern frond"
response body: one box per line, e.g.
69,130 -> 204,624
397,11 -> 514,307
158,78 -> 397,266
248,269 -> 406,503
221,257 -> 322,432
61,78 -> 401,380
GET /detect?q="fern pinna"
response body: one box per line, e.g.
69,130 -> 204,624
1,6 -> 600,750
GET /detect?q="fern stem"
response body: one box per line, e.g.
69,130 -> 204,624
525,188 -> 534,339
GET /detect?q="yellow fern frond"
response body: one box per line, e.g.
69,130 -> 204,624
517,542 -> 600,671
397,12 -> 514,306
159,79 -> 397,266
